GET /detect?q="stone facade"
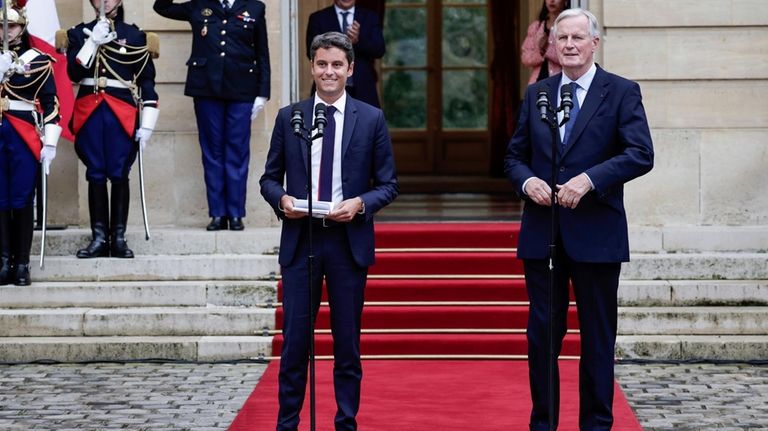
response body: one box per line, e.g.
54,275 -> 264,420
48,1 -> 768,244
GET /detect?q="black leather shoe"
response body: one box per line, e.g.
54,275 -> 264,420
13,263 -> 30,286
0,257 -> 11,286
206,217 -> 228,231
229,217 -> 244,231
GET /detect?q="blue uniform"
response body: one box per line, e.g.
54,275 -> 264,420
67,19 -> 158,183
0,34 -> 60,286
154,0 -> 271,221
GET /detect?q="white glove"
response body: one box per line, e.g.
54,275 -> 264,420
83,19 -> 117,45
0,52 -> 15,80
135,106 -> 160,151
40,124 -> 62,175
40,145 -> 56,175
250,96 -> 267,121
135,128 -> 152,151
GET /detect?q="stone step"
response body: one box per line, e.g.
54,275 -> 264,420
28,255 -> 279,282
618,306 -> 768,335
32,227 -> 281,256
618,280 -> 768,306
616,335 -> 768,361
623,253 -> 768,280
0,281 -> 277,308
0,307 -> 275,337
0,336 -> 272,362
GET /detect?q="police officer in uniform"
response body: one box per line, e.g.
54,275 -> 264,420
63,0 -> 159,259
0,3 -> 62,286
153,0 -> 270,231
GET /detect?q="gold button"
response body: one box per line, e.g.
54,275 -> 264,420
223,20 -> 227,24
249,69 -> 253,73
220,52 -> 226,57
192,61 -> 197,66
220,41 -> 226,46
221,30 -> 226,35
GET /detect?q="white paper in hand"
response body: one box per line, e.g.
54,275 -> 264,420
293,199 -> 334,216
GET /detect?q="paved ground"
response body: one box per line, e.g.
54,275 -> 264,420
0,361 -> 765,430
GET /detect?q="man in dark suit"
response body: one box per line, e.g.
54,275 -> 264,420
153,0 -> 270,231
260,32 -> 398,431
505,8 -> 653,430
306,0 -> 385,108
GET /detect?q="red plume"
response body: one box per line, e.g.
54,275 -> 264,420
14,0 -> 28,7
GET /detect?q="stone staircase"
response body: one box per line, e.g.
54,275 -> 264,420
0,226 -> 766,362
0,228 -> 281,362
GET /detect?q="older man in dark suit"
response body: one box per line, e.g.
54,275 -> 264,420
306,0 -> 385,108
505,8 -> 654,430
261,31 -> 397,431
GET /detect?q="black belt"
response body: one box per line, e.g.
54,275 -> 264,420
310,217 -> 342,228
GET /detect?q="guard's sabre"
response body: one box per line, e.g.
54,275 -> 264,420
99,0 -> 106,20
138,145 -> 150,241
39,163 -> 47,269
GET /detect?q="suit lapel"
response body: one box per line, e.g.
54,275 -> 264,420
561,67 -> 610,159
342,94 -> 358,159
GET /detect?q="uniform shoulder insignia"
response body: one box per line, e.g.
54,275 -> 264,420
55,29 -> 68,50
146,32 -> 160,59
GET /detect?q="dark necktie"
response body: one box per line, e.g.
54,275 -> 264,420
222,0 -> 230,11
340,11 -> 350,33
562,82 -> 581,147
318,105 -> 336,202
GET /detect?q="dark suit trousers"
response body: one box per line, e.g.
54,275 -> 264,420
193,97 -> 252,218
523,236 -> 621,431
277,223 -> 368,431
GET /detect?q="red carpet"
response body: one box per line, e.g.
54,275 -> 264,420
228,360 -> 642,431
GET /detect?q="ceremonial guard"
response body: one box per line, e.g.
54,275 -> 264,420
153,0 -> 270,231
62,0 -> 159,258
0,3 -> 61,286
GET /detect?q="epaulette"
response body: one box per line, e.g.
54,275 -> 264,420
146,32 -> 160,59
55,29 -> 68,50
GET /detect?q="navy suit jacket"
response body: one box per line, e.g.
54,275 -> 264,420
505,66 -> 654,263
153,0 -> 270,101
260,95 -> 398,267
306,6 -> 385,107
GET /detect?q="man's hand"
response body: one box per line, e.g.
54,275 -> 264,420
0,52 -> 15,81
327,197 -> 363,223
524,177 -> 554,207
251,96 -> 267,121
83,19 -> 116,45
280,195 -> 307,219
556,173 -> 592,209
346,21 -> 361,44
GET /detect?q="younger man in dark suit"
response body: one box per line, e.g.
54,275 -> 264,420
306,0 -> 385,108
505,8 -> 654,430
260,31 -> 397,431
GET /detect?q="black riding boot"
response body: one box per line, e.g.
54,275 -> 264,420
11,206 -> 34,286
0,210 -> 11,285
110,181 -> 134,258
77,182 -> 110,258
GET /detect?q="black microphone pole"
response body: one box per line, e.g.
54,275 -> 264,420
290,104 -> 325,431
536,88 -> 559,431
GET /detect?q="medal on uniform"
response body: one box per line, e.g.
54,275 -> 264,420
202,8 -> 213,17
201,25 -> 208,37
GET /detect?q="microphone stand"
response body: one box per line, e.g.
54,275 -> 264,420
537,91 -> 570,431
292,118 -> 324,431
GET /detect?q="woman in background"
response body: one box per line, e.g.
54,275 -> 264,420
521,0 -> 570,84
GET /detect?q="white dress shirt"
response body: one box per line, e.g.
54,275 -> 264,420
310,92 -> 347,207
334,5 -> 355,31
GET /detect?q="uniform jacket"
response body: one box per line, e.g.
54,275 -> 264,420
505,66 -> 654,263
153,0 -> 270,102
67,20 -> 158,107
306,6 -> 384,107
260,95 -> 398,268
3,38 -> 60,159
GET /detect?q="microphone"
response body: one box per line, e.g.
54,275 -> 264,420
290,105 -> 304,136
559,84 -> 573,125
313,103 -> 328,138
536,89 -> 550,122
